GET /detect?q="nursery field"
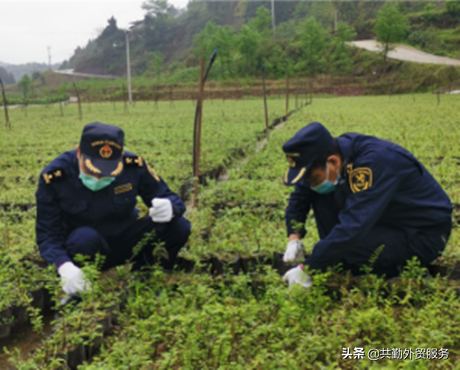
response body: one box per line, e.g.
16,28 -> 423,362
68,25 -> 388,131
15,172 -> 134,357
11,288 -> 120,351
1,94 -> 460,369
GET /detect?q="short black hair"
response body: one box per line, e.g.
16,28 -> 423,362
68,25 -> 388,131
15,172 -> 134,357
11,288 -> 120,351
307,139 -> 342,174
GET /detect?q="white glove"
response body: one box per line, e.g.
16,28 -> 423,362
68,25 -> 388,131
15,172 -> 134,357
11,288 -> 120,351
283,239 -> 305,262
282,265 -> 312,288
58,262 -> 89,296
149,198 -> 173,223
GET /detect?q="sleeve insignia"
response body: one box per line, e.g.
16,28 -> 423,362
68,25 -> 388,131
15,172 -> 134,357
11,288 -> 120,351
42,169 -> 65,184
147,163 -> 160,182
114,183 -> 133,195
349,167 -> 373,193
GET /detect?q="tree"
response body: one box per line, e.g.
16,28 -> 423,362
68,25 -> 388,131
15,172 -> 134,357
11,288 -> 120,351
193,22 -> 219,61
329,22 -> 357,75
142,0 -> 176,19
18,74 -> 31,101
0,67 -> 15,85
248,6 -> 272,38
144,52 -> 164,81
374,3 -> 409,66
237,25 -> 262,75
297,17 -> 327,77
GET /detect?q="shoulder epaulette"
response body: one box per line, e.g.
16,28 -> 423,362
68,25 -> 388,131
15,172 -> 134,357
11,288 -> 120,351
124,155 -> 144,168
42,169 -> 65,184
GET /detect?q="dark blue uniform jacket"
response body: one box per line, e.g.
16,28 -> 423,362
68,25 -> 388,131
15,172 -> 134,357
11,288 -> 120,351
36,150 -> 185,268
285,133 -> 452,271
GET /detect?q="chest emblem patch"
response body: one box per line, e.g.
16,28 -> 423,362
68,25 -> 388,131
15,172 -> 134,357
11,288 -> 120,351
349,167 -> 373,193
114,183 -> 133,195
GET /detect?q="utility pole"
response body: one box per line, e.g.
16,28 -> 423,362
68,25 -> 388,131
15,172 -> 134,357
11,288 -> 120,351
125,30 -> 133,104
47,46 -> 51,70
271,0 -> 276,38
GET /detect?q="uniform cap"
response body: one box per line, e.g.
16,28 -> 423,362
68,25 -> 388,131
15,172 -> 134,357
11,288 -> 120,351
79,122 -> 124,177
282,122 -> 334,186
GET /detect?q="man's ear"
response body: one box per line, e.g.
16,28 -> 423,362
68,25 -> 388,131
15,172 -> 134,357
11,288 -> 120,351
76,145 -> 80,159
327,155 -> 341,168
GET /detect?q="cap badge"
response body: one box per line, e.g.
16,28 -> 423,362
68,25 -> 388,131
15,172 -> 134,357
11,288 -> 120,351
287,156 -> 296,168
100,145 -> 113,159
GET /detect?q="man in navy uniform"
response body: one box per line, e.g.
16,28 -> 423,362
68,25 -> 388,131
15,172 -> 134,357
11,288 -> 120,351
282,122 -> 452,287
36,122 -> 191,298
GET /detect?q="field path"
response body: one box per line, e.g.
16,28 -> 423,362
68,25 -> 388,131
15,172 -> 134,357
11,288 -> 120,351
347,40 -> 460,66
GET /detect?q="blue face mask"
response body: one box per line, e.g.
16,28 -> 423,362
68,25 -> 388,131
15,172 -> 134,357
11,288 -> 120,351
79,170 -> 115,191
311,163 -> 341,194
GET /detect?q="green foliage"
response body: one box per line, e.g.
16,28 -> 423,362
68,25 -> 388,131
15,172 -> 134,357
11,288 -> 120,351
445,0 -> 460,15
297,17 -> 327,76
17,74 -> 31,101
247,6 -> 272,38
374,3 -> 409,63
329,22 -> 357,75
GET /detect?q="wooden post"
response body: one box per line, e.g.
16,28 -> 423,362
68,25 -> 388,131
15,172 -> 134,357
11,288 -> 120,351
295,81 -> 298,110
59,101 -> 64,117
73,82 -> 82,121
193,60 -> 205,208
285,70 -> 289,121
261,66 -> 269,138
122,84 -> 128,114
0,79 -> 10,128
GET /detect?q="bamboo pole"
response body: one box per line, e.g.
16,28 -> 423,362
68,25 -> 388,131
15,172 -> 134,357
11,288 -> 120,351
0,79 -> 10,128
261,65 -> 269,138
72,82 -> 82,121
193,59 -> 205,208
285,70 -> 289,121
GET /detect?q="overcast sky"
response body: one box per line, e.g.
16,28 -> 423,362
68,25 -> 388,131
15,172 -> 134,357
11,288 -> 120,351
0,0 -> 190,65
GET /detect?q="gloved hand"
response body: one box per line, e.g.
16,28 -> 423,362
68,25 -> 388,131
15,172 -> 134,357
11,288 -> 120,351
283,239 -> 305,262
149,198 -> 173,223
283,265 -> 312,288
58,262 -> 89,296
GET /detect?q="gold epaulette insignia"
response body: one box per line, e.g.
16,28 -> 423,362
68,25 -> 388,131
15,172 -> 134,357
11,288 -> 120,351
147,163 -> 160,182
42,169 -> 65,184
124,156 -> 143,167
349,167 -> 373,193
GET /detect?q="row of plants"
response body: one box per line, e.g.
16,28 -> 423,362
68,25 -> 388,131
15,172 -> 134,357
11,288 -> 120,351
2,93 -> 460,367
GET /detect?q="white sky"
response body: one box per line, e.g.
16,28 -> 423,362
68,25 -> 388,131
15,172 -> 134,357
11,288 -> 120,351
0,0 -> 190,65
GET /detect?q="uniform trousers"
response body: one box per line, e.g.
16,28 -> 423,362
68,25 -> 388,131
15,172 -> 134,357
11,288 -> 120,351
312,195 -> 452,278
64,216 -> 191,271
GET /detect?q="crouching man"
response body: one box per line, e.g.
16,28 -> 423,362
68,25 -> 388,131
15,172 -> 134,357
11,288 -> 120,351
36,122 -> 191,298
282,122 -> 452,287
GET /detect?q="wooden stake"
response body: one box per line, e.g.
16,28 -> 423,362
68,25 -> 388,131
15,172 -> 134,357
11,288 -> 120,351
72,82 -> 82,121
0,79 -> 10,128
285,70 -> 289,121
193,59 -> 205,208
122,85 -> 128,114
261,66 -> 269,138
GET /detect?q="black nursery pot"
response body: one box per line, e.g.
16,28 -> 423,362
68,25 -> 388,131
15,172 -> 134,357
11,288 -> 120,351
0,307 -> 12,340
11,305 -> 29,326
429,262 -> 460,280
211,255 -> 241,276
66,343 -> 87,370
30,287 -> 45,311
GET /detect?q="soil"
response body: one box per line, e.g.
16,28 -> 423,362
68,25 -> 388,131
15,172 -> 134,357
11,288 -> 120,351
0,310 -> 55,369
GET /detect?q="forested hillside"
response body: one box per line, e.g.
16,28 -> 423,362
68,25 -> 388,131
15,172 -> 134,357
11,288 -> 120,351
57,0 -> 460,80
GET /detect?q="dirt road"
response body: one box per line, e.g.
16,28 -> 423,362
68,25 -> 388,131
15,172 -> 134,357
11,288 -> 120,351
347,40 -> 460,66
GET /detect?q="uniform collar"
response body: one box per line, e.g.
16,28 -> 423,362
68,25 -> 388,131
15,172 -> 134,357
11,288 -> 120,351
337,135 -> 354,164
